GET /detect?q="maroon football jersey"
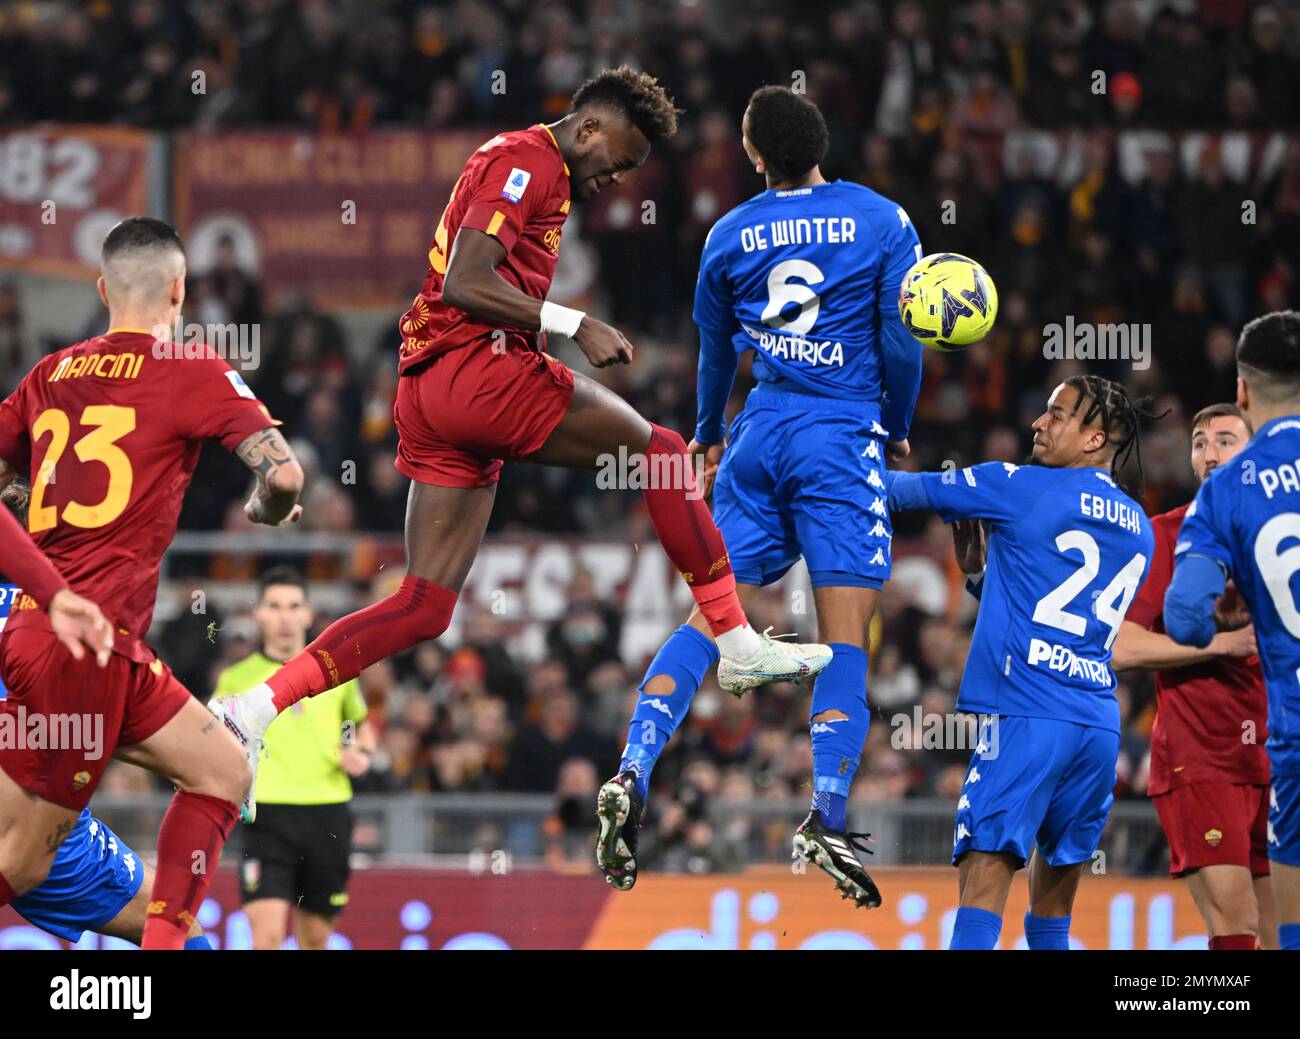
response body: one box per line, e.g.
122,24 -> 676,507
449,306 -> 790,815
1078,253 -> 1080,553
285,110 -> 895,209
1126,503 -> 1269,793
0,330 -> 277,646
397,124 -> 571,372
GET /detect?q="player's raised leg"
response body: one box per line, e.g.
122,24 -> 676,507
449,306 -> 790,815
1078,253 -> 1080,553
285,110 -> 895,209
597,584 -> 757,890
113,696 -> 251,949
208,480 -> 495,820
531,372 -> 831,688
791,585 -> 881,908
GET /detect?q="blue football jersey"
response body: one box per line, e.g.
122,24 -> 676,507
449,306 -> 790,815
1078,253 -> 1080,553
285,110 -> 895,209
1175,416 -> 1300,775
889,463 -> 1154,731
0,582 -> 17,699
693,180 -> 923,442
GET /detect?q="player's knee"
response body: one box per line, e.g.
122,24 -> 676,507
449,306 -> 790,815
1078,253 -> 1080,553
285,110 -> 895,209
396,576 -> 457,643
648,423 -> 687,456
642,674 -> 677,698
0,849 -> 54,897
193,741 -> 252,803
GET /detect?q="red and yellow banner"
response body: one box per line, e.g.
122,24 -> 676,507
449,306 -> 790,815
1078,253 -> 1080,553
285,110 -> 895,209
173,130 -> 487,306
0,126 -> 150,280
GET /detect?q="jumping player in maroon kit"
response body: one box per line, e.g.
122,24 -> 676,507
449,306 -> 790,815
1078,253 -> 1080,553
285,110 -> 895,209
1113,403 -> 1276,949
210,67 -> 833,819
0,217 -> 305,949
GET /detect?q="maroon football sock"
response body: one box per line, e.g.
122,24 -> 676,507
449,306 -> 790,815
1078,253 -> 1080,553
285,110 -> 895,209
1208,934 -> 1257,950
641,424 -> 747,638
141,792 -> 238,950
270,576 -> 457,712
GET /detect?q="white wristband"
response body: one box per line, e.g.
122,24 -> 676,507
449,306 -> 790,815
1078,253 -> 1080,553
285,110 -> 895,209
539,301 -> 586,338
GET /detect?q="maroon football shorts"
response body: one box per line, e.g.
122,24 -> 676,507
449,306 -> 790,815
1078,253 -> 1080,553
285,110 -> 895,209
0,613 -> 190,810
394,334 -> 575,488
1153,781 -> 1270,877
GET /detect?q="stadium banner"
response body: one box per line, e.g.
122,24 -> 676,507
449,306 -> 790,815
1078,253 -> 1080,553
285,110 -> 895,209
0,867 -> 1206,951
0,126 -> 151,280
172,129 -> 487,305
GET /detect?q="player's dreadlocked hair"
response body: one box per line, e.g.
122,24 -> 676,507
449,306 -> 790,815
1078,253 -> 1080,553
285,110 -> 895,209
570,67 -> 680,142
745,85 -> 829,182
1062,375 -> 1166,493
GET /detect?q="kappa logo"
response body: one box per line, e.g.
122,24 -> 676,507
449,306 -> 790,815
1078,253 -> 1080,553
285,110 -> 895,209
501,167 -> 531,203
955,822 -> 971,842
861,441 -> 880,459
645,698 -> 673,719
966,766 -> 981,785
1204,828 -> 1224,847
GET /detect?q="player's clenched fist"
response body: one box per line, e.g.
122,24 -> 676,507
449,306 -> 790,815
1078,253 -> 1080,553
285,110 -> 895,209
574,316 -> 633,368
48,588 -> 114,667
687,439 -> 725,500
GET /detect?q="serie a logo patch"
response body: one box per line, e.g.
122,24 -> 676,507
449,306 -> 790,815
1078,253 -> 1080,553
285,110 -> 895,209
501,167 -> 531,204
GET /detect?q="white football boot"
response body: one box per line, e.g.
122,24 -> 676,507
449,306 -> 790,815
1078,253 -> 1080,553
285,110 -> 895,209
716,629 -> 834,696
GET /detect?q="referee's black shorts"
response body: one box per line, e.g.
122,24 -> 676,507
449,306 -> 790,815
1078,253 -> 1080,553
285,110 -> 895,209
239,802 -> 353,918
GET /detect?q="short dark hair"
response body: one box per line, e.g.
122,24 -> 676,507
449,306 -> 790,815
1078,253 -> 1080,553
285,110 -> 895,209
101,217 -> 184,263
1191,402 -> 1252,436
570,66 -> 680,142
745,85 -> 829,182
1238,310 -> 1300,401
1,479 -> 30,525
258,565 -> 306,600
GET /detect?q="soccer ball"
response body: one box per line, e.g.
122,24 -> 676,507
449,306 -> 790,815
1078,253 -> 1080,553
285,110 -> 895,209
898,252 -> 998,350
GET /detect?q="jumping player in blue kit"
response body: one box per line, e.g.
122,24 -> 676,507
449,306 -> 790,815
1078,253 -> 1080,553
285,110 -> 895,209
0,482 -> 210,949
596,86 -> 923,907
1164,311 -> 1300,952
887,376 -> 1157,949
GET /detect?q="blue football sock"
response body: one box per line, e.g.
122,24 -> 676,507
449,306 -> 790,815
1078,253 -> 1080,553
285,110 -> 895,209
1280,923 -> 1300,951
949,907 -> 1002,950
1024,912 -> 1071,950
619,624 -> 719,800
809,643 -> 868,832
184,935 -> 213,950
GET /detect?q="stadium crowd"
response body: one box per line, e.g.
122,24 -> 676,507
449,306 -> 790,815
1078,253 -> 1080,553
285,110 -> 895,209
4,0 -> 1300,870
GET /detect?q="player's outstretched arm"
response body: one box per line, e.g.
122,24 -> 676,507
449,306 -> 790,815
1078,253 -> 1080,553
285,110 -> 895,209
1111,618 -> 1255,671
443,228 -> 632,368
234,427 -> 304,526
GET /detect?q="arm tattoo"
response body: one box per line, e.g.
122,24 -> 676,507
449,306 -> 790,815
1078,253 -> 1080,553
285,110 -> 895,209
235,427 -> 300,523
